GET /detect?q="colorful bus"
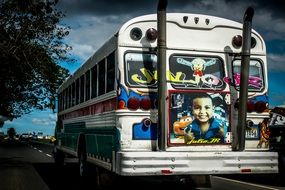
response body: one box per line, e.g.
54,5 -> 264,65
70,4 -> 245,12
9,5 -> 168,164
54,1 -> 278,187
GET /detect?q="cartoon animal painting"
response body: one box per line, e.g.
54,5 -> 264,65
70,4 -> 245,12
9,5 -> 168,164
177,57 -> 216,85
257,119 -> 270,148
173,116 -> 193,136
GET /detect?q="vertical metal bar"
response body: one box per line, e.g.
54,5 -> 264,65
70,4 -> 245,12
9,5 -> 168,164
235,7 -> 254,151
157,0 -> 167,151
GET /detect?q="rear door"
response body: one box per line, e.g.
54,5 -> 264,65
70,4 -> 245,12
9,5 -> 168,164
167,54 -> 232,146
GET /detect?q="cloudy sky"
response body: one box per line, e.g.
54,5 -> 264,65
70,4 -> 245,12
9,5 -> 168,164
2,0 -> 285,135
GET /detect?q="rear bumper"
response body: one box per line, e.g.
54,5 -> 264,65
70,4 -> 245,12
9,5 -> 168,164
115,151 -> 278,176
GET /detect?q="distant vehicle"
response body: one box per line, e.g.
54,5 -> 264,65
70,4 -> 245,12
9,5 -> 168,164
19,133 -> 30,141
37,132 -> 44,139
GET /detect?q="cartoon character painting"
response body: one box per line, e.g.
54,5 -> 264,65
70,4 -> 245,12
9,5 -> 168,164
173,116 -> 193,136
188,58 -> 216,85
257,119 -> 270,148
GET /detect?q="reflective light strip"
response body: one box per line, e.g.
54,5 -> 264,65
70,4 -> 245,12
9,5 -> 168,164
161,170 -> 173,175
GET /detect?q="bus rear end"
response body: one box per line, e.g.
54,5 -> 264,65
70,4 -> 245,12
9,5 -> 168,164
115,11 -> 278,177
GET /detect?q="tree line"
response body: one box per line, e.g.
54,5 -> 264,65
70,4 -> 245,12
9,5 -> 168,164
0,0 -> 73,125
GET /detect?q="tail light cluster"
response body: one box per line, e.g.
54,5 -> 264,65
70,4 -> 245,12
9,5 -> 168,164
127,97 -> 157,110
130,27 -> 157,42
247,101 -> 267,113
232,35 -> 257,49
234,100 -> 268,113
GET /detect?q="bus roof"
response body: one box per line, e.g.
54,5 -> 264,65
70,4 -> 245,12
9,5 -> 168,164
58,13 -> 266,92
118,13 -> 265,54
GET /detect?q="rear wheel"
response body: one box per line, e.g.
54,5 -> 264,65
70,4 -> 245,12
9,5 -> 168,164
279,152 -> 285,184
53,147 -> 64,167
96,167 -> 118,189
78,134 -> 87,177
78,150 -> 87,177
179,175 -> 211,189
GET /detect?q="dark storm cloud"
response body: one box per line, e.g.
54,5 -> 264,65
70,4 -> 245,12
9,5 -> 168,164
248,0 -> 285,18
58,0 -> 285,70
57,0 -> 285,19
57,0 -> 157,16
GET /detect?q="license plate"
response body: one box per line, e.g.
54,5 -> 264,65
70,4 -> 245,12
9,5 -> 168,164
246,128 -> 258,139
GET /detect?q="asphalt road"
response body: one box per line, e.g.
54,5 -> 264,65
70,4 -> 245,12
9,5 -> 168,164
0,140 -> 284,190
0,140 -> 51,190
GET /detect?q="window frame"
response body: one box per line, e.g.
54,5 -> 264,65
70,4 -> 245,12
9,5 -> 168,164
232,58 -> 265,92
169,54 -> 226,91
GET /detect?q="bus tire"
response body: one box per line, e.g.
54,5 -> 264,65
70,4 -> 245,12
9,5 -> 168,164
180,175 -> 211,189
96,167 -> 118,189
78,150 -> 87,177
279,153 -> 285,184
78,134 -> 87,177
53,147 -> 65,168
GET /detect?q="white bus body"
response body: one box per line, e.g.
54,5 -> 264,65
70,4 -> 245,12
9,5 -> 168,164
55,13 -> 278,180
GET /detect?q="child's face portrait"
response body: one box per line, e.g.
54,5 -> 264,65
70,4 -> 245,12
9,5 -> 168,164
192,97 -> 214,123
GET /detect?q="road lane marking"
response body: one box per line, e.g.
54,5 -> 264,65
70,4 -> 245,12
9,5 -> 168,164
213,176 -> 280,190
30,145 -> 52,158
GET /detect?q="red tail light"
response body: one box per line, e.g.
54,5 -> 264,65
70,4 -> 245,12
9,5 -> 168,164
255,101 -> 267,113
247,101 -> 255,112
140,98 -> 151,110
127,97 -> 140,110
247,101 -> 267,113
118,100 -> 126,109
146,28 -> 157,41
232,35 -> 256,49
127,97 -> 155,110
232,35 -> 242,48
